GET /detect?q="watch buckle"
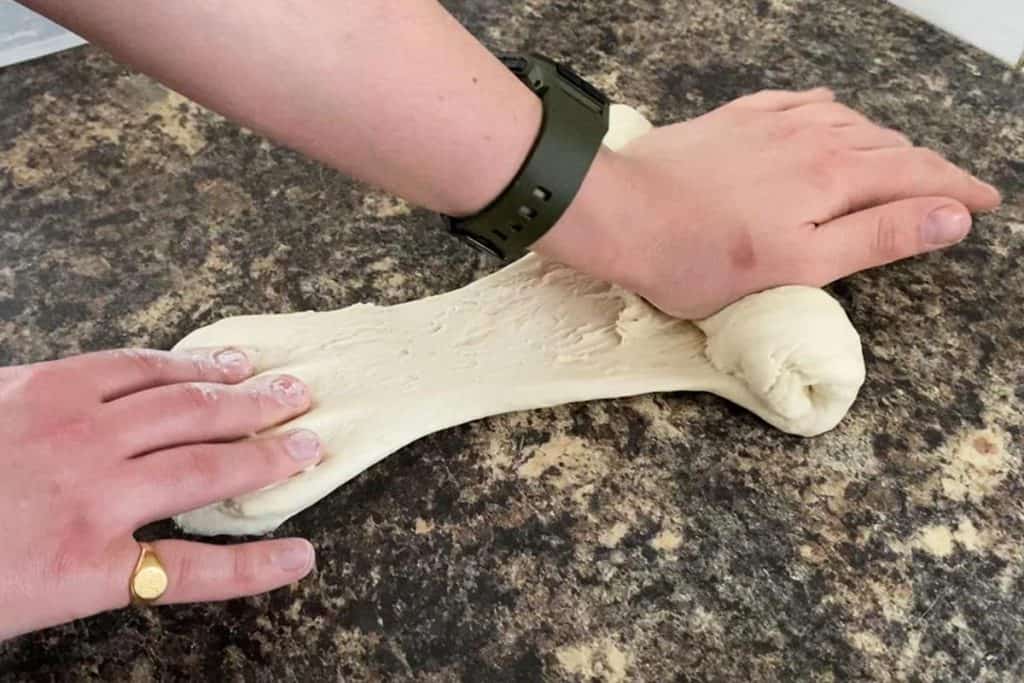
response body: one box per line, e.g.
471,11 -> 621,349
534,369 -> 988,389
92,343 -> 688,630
442,215 -> 504,258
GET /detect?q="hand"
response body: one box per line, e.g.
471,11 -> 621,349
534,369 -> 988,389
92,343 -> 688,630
537,88 -> 1002,319
0,348 -> 321,640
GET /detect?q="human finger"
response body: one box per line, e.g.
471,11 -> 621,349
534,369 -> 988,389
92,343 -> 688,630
105,538 -> 315,608
836,147 -> 1002,215
101,374 -> 311,455
783,100 -> 871,127
54,347 -> 254,402
730,87 -> 835,111
115,430 -> 322,527
807,197 -> 972,282
832,124 -> 913,150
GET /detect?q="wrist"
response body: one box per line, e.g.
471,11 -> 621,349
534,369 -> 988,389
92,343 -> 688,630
531,145 -> 634,282
439,85 -> 544,217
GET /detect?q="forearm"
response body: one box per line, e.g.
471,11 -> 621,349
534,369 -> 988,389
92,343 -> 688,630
21,0 -> 541,215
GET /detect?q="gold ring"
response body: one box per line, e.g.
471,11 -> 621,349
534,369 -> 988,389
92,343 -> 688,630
129,542 -> 168,605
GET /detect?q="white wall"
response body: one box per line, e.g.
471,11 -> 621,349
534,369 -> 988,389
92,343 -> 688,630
888,0 -> 1024,65
0,1 -> 85,68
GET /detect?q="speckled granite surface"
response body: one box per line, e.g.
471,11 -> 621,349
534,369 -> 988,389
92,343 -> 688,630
1,0 -> 1022,680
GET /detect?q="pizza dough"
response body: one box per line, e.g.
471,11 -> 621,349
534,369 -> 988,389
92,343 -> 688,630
172,105 -> 865,536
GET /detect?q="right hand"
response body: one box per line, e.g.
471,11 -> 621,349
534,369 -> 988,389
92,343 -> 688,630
0,347 -> 321,640
537,88 -> 1002,319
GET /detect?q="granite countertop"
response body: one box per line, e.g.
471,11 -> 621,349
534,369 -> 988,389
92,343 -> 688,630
1,0 -> 1022,680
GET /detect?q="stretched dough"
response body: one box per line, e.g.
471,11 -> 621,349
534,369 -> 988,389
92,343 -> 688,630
173,105 -> 865,536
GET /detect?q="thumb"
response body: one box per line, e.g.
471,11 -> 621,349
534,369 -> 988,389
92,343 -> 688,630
813,197 -> 972,279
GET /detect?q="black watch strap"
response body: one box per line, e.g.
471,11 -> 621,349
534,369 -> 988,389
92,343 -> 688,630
442,53 -> 610,260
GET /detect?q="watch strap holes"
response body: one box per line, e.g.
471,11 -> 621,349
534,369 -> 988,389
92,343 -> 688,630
532,186 -> 551,201
518,205 -> 538,220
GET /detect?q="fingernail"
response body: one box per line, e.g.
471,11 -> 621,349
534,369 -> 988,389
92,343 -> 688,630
212,348 -> 251,374
921,206 -> 971,245
286,429 -> 320,463
268,375 -> 308,406
273,539 -> 314,573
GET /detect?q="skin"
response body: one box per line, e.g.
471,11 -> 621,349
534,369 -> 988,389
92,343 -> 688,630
4,0 -> 1002,639
0,348 -> 319,639
548,88 -> 1000,318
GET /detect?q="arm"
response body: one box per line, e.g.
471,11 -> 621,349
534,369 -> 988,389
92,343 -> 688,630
19,1 -> 542,217
20,0 -> 1002,316
2,0 -> 1005,638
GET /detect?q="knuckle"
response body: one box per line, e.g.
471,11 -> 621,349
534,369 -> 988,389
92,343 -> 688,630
19,362 -> 60,393
179,382 -> 220,412
180,349 -> 214,378
173,551 -> 196,589
770,119 -> 801,141
730,91 -> 764,107
823,144 -> 851,166
48,414 -> 103,449
831,102 -> 865,124
959,168 -> 979,194
48,512 -> 104,582
237,383 -> 279,420
232,549 -> 259,589
915,147 -> 947,170
807,124 -> 842,149
261,438 -> 291,472
889,129 -> 913,146
724,95 -> 762,117
115,348 -> 166,378
833,102 -> 857,119
873,211 -> 905,259
248,374 -> 307,412
727,106 -> 759,125
817,101 -> 843,118
806,147 -> 848,193
252,381 -> 281,410
724,94 -> 747,109
183,446 -> 226,485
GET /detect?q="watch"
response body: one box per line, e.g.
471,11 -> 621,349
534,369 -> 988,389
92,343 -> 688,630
442,53 -> 610,260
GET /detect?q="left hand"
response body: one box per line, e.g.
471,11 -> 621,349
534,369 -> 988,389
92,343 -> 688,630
0,347 -> 320,640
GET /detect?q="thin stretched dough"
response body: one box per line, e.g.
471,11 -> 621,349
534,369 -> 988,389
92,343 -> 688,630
173,105 -> 865,536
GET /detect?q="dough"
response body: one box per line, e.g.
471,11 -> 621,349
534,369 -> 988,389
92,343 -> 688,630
173,105 -> 865,536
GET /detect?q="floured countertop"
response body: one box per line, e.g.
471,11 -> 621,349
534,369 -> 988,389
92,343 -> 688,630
0,0 -> 1022,680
